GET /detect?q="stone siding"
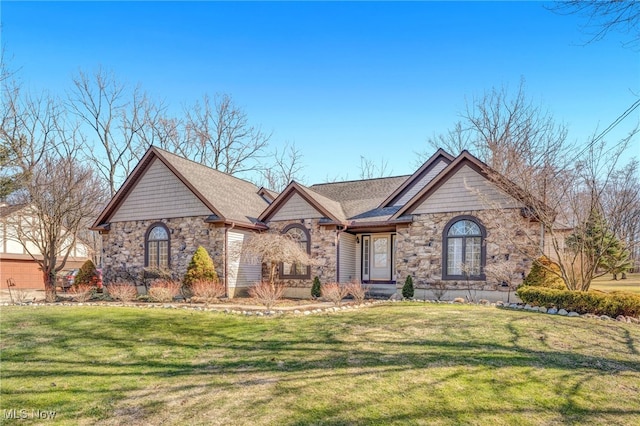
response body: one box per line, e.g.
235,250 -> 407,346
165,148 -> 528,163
395,209 -> 537,292
101,217 -> 226,285
266,219 -> 339,288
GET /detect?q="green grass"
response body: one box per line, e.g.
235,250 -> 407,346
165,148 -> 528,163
1,304 -> 639,425
591,273 -> 640,294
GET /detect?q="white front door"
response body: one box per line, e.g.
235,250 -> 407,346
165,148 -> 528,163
370,235 -> 391,281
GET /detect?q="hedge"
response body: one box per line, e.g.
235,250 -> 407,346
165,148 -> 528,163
516,286 -> 640,318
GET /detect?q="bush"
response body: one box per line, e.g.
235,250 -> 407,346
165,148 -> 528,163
69,283 -> 94,302
75,259 -> 98,287
402,276 -> 414,299
148,279 -> 182,302
106,282 -> 138,302
248,281 -> 285,309
190,279 -> 226,303
345,281 -> 367,304
184,246 -> 218,289
522,256 -> 565,289
517,286 -> 640,318
322,282 -> 350,306
311,276 -> 322,299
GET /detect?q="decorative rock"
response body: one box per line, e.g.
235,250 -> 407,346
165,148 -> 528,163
558,309 -> 568,316
389,293 -> 403,301
293,310 -> 301,314
568,312 -> 580,317
531,306 -> 540,312
616,315 -> 626,322
600,315 -> 612,321
629,317 -> 639,324
509,303 -> 519,309
303,311 -> 311,315
524,304 -> 532,310
547,308 -> 558,315
453,298 -> 465,304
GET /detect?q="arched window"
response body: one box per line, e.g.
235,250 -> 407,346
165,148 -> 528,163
442,216 -> 485,280
280,224 -> 310,279
145,223 -> 170,269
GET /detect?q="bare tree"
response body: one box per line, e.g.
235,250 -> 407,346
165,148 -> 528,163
235,232 -> 318,289
259,142 -> 306,191
359,155 -> 392,179
184,93 -> 271,177
549,1 -> 640,48
1,75 -> 73,199
6,155 -> 105,301
67,67 -> 156,196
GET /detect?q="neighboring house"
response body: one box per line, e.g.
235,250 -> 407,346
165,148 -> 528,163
92,146 -> 546,299
0,203 -> 92,289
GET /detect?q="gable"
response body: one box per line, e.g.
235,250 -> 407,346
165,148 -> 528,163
110,158 -> 212,222
410,164 -> 522,215
392,158 -> 449,206
269,192 -> 326,221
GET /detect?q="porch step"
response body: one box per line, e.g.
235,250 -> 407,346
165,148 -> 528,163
364,283 -> 397,298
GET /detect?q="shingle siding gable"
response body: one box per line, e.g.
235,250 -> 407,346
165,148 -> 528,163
111,158 -> 212,222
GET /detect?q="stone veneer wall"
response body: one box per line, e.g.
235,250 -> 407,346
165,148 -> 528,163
395,209 -> 538,292
266,219 -> 339,291
101,216 -> 226,285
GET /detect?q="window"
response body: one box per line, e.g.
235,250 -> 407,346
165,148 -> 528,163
280,224 -> 310,279
146,223 -> 170,269
442,216 -> 485,280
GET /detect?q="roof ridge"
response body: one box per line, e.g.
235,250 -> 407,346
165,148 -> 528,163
310,174 -> 411,187
152,146 -> 260,189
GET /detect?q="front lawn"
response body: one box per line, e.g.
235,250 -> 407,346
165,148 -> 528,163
591,273 -> 640,295
1,304 -> 639,425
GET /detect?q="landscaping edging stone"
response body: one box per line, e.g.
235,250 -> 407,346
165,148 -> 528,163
2,298 -> 638,324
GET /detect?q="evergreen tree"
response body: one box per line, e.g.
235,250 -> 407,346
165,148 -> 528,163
75,259 -> 98,286
184,246 -> 218,289
311,276 -> 322,299
402,275 -> 414,299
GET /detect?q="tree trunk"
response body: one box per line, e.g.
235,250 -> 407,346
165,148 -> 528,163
43,270 -> 57,302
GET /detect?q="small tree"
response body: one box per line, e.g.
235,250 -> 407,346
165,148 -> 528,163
183,246 -> 218,289
311,276 -> 322,299
402,275 -> 414,299
237,233 -> 318,289
522,256 -> 565,289
75,259 -> 98,287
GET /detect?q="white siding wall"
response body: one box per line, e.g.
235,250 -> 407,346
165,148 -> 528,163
394,159 -> 448,206
339,233 -> 357,283
412,165 -> 521,214
270,192 -> 323,221
111,158 -> 211,222
227,230 -> 262,292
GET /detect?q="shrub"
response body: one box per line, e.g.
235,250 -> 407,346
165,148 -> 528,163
345,281 -> 367,304
402,276 -> 414,299
69,283 -> 94,302
431,281 -> 449,301
75,259 -> 98,287
184,246 -> 218,289
106,282 -> 138,302
522,256 -> 565,289
190,279 -> 226,303
517,286 -> 640,318
311,276 -> 322,299
248,281 -> 285,309
148,279 -> 182,302
322,282 -> 350,306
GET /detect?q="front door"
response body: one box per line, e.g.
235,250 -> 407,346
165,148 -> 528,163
371,235 -> 391,281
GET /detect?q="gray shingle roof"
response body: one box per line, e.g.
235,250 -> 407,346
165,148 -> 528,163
309,175 -> 409,220
153,148 -> 269,225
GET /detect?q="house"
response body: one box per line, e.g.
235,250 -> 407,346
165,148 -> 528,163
0,203 -> 92,289
92,146 -> 544,300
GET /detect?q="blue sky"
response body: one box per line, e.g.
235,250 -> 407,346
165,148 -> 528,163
2,1 -> 639,184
